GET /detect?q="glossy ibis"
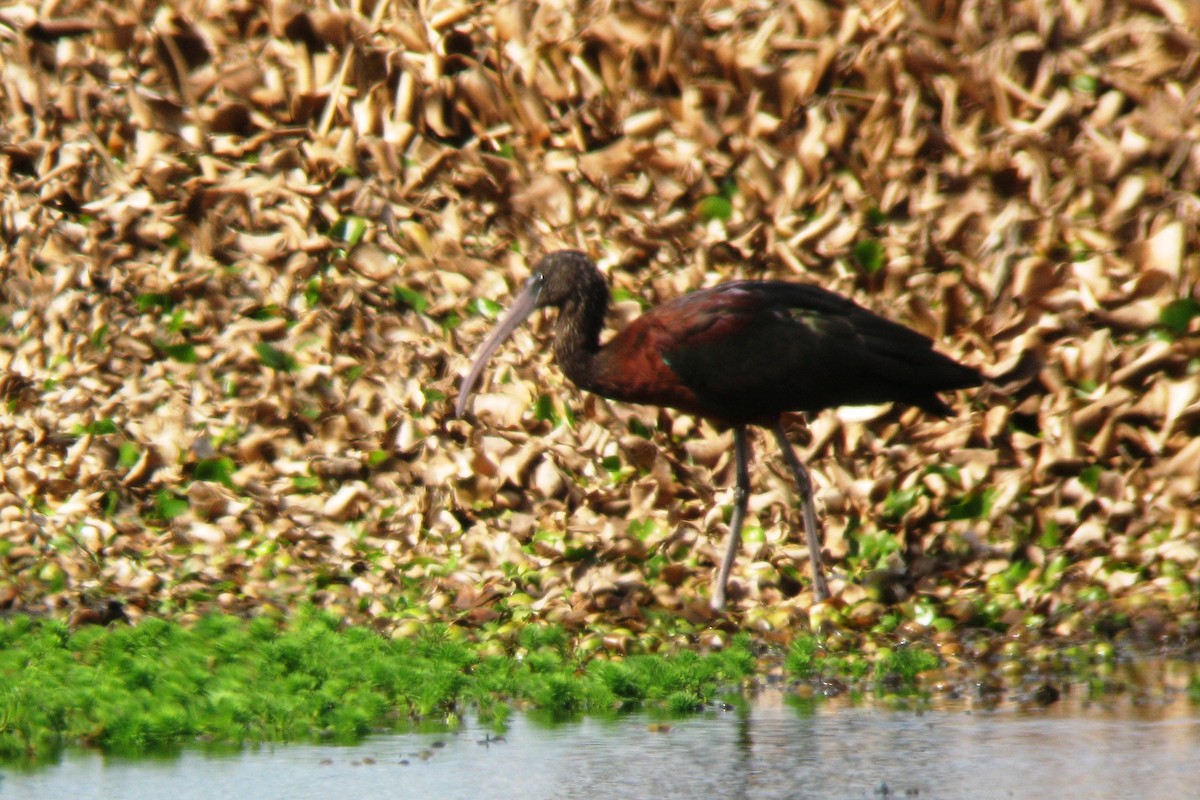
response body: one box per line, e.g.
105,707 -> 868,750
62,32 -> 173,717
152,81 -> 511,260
456,250 -> 982,610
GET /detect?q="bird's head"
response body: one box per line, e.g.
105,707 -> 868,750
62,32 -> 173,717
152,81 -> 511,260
454,250 -> 607,418
526,250 -> 607,309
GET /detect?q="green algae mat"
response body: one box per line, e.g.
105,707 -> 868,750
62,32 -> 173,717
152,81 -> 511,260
4,608 -> 1199,762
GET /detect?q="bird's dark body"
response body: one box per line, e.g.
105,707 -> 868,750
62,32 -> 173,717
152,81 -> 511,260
571,280 -> 979,425
457,250 -> 983,609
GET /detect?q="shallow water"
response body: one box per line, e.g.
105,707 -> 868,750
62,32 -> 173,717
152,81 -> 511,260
2,692 -> 1198,800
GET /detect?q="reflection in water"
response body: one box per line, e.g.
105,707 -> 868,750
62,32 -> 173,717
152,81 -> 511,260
2,690 -> 1198,800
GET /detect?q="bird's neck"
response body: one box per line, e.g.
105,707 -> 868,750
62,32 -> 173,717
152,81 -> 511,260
553,294 -> 607,392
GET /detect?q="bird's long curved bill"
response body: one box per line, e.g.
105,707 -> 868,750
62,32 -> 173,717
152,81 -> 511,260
455,279 -> 542,418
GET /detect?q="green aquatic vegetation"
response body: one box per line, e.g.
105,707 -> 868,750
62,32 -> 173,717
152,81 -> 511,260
696,194 -> 733,222
850,528 -> 901,569
785,635 -> 822,679
881,486 -> 922,522
151,490 -> 190,522
785,635 -> 938,697
136,292 -> 176,315
1158,297 -> 1200,336
254,342 -> 298,373
392,286 -> 428,315
192,457 -> 237,487
533,393 -> 575,428
0,611 -> 755,762
472,297 -> 503,319
852,238 -> 886,274
329,215 -> 368,246
156,341 -> 199,364
874,646 -> 940,693
944,487 -> 995,520
70,418 -> 120,437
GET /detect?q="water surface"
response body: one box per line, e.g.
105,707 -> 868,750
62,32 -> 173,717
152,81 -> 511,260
3,692 -> 1196,799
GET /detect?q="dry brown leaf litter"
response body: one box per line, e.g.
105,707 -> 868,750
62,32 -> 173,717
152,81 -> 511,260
0,0 -> 1196,650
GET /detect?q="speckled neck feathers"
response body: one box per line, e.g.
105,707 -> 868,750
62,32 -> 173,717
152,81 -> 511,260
536,252 -> 610,392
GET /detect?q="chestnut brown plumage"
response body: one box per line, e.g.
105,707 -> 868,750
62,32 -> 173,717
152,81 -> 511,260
457,251 -> 982,610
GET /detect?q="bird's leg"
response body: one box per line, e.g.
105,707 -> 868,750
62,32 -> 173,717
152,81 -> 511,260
771,421 -> 831,602
712,425 -> 751,612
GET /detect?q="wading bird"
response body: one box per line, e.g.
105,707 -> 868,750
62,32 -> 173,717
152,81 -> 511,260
456,250 -> 982,610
